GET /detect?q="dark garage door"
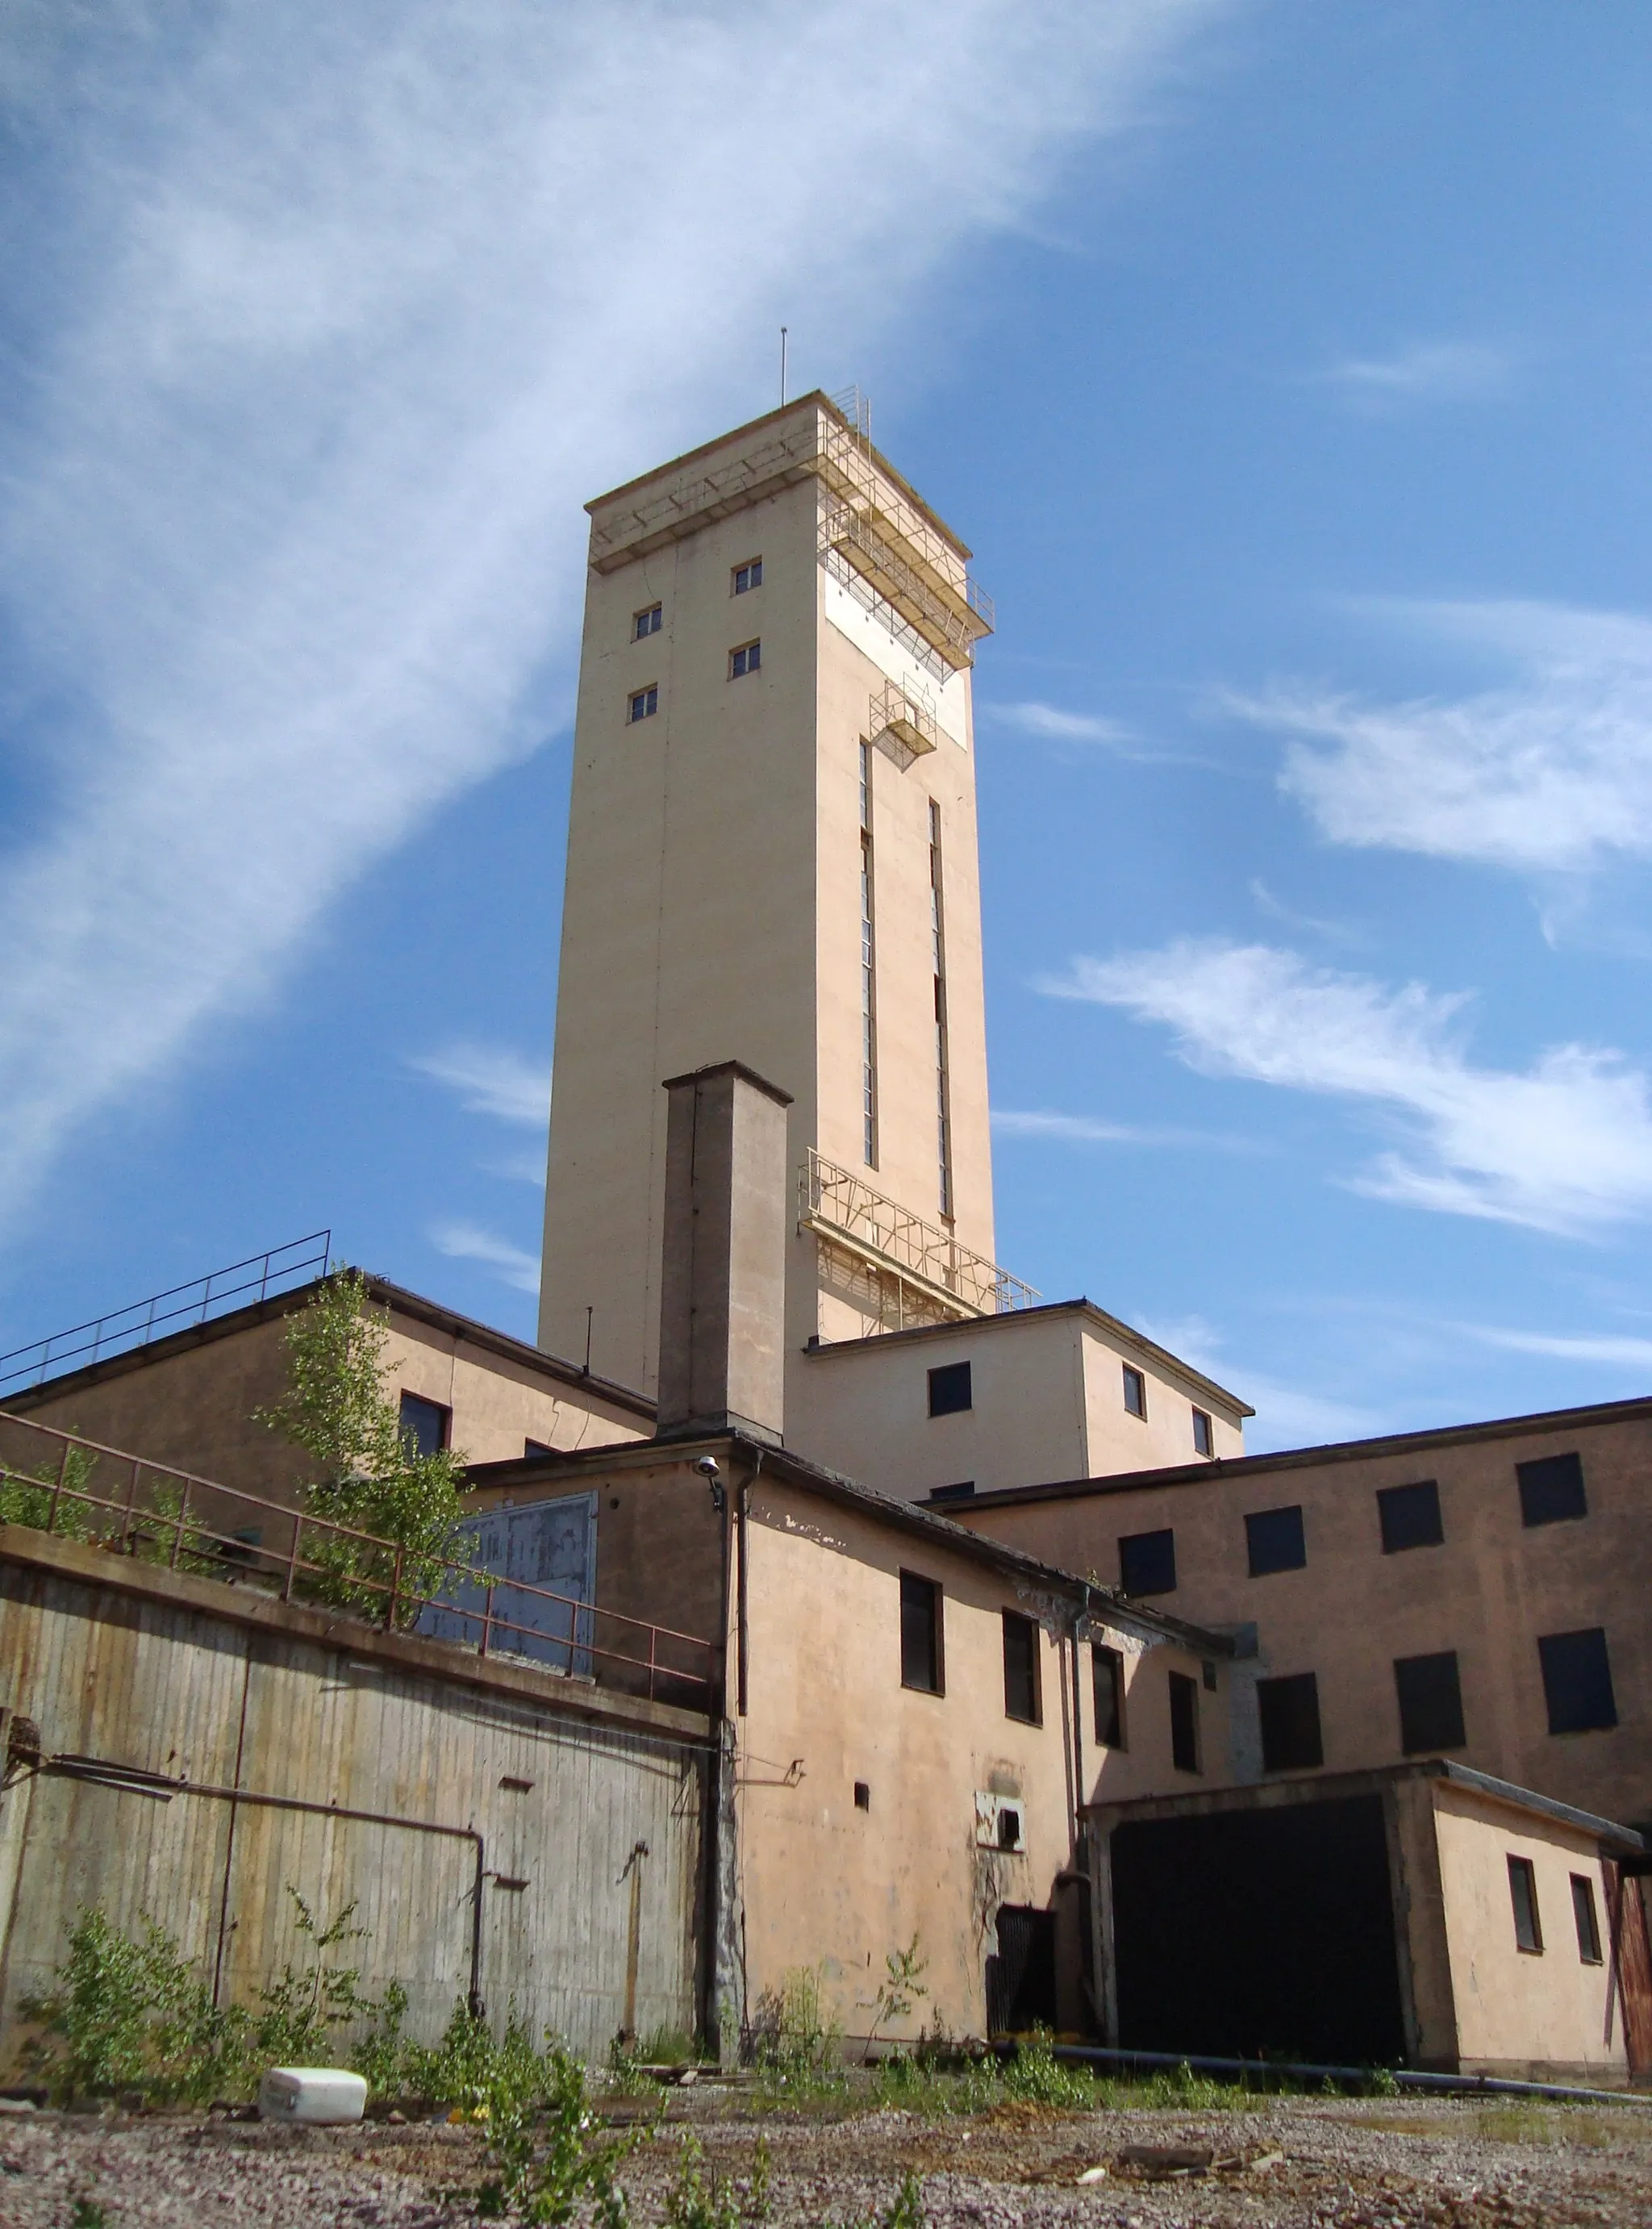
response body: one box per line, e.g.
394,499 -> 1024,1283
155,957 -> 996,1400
1110,1794 -> 1407,2066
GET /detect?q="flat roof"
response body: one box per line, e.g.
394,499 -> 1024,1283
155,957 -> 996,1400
463,1428 -> 1237,1659
943,1387 -> 1652,1515
2,1272 -> 657,1425
585,390 -> 974,561
808,1296 -> 1254,1421
1084,1756 -> 1646,1856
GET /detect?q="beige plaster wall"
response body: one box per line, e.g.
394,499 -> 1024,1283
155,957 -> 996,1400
10,1304 -> 646,1509
1430,1783 -> 1627,2078
786,1309 -> 1246,1505
958,1409 -> 1652,1826
539,398 -> 1002,1419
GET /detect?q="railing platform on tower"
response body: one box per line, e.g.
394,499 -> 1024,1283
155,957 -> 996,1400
800,1150 -> 1037,1333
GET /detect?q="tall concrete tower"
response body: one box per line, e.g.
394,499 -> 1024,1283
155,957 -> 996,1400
539,391 -> 1030,1416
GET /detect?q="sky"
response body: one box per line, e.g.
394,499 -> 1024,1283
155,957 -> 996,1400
4,2 -> 1652,1453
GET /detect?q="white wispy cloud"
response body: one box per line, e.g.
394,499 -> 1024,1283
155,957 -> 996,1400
991,702 -> 1137,746
1045,937 -> 1652,1235
1247,877 -> 1361,945
1133,1311 -> 1379,1451
429,1218 -> 540,1296
1462,1324 -> 1652,1371
410,1043 -> 550,1127
991,1108 -> 1262,1153
1321,340 -> 1512,408
0,1 -> 1225,1237
1241,599 -> 1652,874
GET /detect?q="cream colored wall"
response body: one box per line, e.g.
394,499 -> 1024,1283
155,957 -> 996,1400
1085,1630 -> 1233,1806
1079,1322 -> 1246,1476
540,452 -> 822,1397
1430,1784 -> 1627,2077
786,1309 -> 1245,1505
540,397 -> 999,1412
732,1475 -> 1228,2041
10,1305 -> 645,1508
959,1411 -> 1652,1827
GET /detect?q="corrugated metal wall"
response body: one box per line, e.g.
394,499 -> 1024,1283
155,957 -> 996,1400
0,1555 -> 707,2066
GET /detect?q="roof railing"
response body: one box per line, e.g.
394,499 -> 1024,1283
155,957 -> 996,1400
0,1231 -> 332,1397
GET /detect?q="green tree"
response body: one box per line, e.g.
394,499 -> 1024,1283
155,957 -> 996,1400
256,1267 -> 469,1622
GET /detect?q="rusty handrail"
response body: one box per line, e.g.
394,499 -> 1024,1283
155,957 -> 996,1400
0,1411 -> 718,1701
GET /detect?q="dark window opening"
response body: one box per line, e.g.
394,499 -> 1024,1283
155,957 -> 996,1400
930,1480 -> 975,1504
732,558 -> 762,594
1394,1651 -> 1466,1754
1538,1627 -> 1617,1734
1258,1672 -> 1323,1772
1571,1874 -> 1603,1964
1122,1363 -> 1147,1418
1508,1855 -> 1543,1953
1093,1645 -> 1126,1748
853,1780 -> 871,1813
1192,1407 -> 1214,1458
1119,1527 -> 1176,1597
1169,1669 -> 1201,1774
729,639 -> 761,678
899,1571 -> 943,1695
996,1803 -> 1023,1851
1245,1504 -> 1306,1577
1202,1659 -> 1218,1693
398,1392 -> 450,1459
1518,1451 -> 1587,1527
1002,1611 -> 1041,1724
1379,1479 -> 1444,1554
524,1438 -> 553,1459
633,603 -> 661,639
628,684 -> 657,723
928,1360 -> 972,1417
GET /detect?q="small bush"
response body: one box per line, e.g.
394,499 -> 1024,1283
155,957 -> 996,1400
0,1445 -> 102,1544
748,1965 -> 841,2087
475,2038 -> 649,2228
661,2131 -> 770,2228
1001,2028 -> 1096,2111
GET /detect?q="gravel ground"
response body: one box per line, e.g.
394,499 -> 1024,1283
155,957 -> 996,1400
2,2093 -> 1651,2228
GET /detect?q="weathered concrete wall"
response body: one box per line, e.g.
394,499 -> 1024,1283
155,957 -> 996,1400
1431,1780 -> 1628,2081
6,1284 -> 650,1509
0,1526 -> 708,2068
959,1403 -> 1652,1827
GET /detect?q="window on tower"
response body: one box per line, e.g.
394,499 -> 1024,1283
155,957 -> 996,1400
732,558 -> 762,595
729,641 -> 761,678
628,684 -> 657,723
633,603 -> 661,640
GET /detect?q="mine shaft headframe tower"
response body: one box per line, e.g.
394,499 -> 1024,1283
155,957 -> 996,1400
540,387 -> 1032,1406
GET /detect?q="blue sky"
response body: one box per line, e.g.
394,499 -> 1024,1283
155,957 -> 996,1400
5,2 -> 1652,1451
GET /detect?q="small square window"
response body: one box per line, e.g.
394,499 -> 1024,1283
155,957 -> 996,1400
633,603 -> 661,640
1508,1855 -> 1543,1953
1394,1651 -> 1466,1753
1002,1611 -> 1041,1725
732,558 -> 763,595
1093,1645 -> 1126,1749
1245,1505 -> 1306,1577
729,640 -> 761,678
1191,1407 -> 1214,1459
1518,1451 -> 1587,1527
1119,1528 -> 1176,1597
1379,1480 -> 1444,1553
899,1571 -> 943,1695
1168,1669 -> 1201,1774
853,1780 -> 871,1813
1258,1672 -> 1323,1772
1537,1627 -> 1617,1734
1571,1874 -> 1603,1964
928,1360 -> 972,1417
1122,1364 -> 1147,1418
628,684 -> 658,723
398,1392 -> 450,1459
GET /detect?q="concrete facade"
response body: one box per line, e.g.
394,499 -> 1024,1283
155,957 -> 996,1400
791,1302 -> 1250,1504
951,1396 -> 1652,1831
538,394 -> 1000,1405
4,1275 -> 651,1506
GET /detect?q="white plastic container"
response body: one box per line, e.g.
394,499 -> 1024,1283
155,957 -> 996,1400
257,2066 -> 368,2125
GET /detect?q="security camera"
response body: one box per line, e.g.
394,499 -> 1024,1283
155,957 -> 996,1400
695,1455 -> 725,1513
695,1457 -> 721,1480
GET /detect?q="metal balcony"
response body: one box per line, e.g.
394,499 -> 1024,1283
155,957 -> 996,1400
799,1151 -> 1037,1332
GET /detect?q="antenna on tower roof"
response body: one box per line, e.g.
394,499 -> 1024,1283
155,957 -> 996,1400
779,326 -> 788,408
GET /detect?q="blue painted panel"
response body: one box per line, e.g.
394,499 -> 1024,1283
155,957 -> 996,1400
419,1492 -> 597,1673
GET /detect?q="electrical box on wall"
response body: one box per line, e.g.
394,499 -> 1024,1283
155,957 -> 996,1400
974,1789 -> 1025,1854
